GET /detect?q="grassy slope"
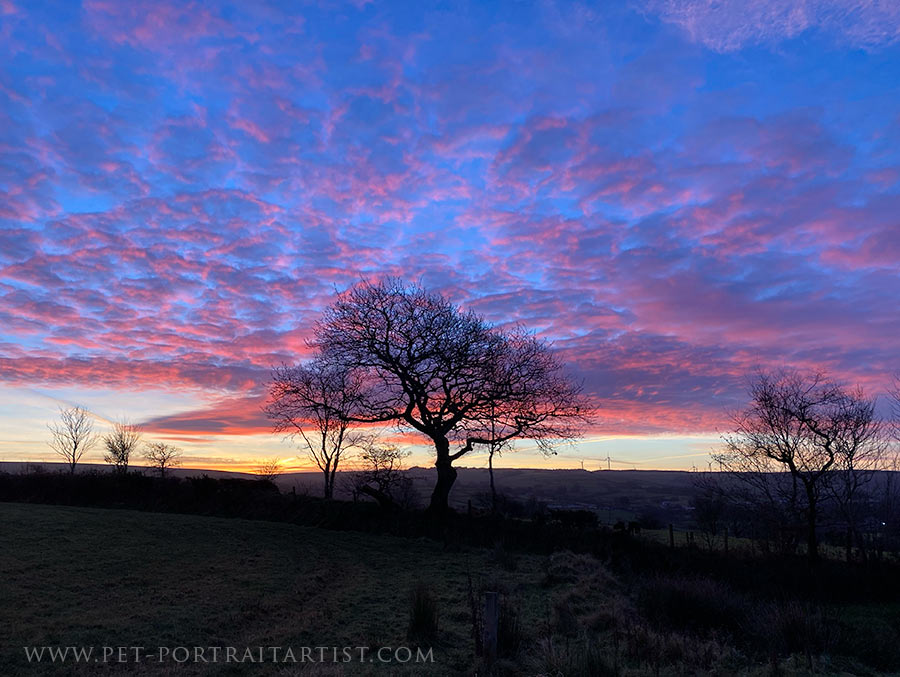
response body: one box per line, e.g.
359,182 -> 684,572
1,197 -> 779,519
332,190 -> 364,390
1,503 -> 544,676
4,502 -> 897,676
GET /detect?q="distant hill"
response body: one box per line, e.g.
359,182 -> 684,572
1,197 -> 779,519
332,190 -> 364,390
0,461 -> 702,526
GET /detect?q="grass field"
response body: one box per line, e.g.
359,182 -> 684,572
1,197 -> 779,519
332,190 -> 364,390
4,502 -> 900,676
0,503 -> 559,675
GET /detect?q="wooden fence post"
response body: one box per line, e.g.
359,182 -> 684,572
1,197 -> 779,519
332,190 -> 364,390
482,592 -> 498,663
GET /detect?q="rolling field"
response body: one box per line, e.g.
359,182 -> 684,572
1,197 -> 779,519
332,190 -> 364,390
4,502 -> 900,676
0,503 -> 554,675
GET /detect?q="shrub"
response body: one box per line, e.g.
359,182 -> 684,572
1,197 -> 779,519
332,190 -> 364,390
407,582 -> 439,643
553,594 -> 580,637
637,574 -> 751,636
761,601 -> 834,669
533,636 -> 616,677
544,551 -> 612,587
498,597 -> 524,658
834,613 -> 900,671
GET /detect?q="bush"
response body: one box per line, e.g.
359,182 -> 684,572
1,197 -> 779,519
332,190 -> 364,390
544,551 -> 612,587
407,582 -> 439,643
761,601 -> 834,668
533,635 -> 616,677
498,597 -> 524,658
834,612 -> 900,671
637,574 -> 751,636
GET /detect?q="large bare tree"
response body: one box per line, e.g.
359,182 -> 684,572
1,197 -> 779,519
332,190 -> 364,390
312,278 -> 588,516
103,421 -> 143,474
715,369 -> 883,562
48,406 -> 99,473
266,359 -> 368,499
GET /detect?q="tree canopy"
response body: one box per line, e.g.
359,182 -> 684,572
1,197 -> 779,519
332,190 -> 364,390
311,278 -> 588,514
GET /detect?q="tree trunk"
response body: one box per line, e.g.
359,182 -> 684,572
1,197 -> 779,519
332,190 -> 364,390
323,470 -> 333,499
489,450 -> 497,513
359,484 -> 396,510
805,490 -> 818,563
427,437 -> 457,517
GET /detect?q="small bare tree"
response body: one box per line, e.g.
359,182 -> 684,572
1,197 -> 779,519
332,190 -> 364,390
825,387 -> 885,560
351,441 -> 414,510
481,400 -> 512,513
103,421 -> 143,474
691,469 -> 729,551
48,406 -> 99,473
254,457 -> 283,481
266,359 -> 368,499
715,369 -> 883,562
143,442 -> 182,478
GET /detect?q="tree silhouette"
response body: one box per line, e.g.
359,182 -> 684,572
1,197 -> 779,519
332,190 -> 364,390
254,457 -> 283,481
312,278 -> 588,516
715,369 -> 883,562
350,441 -> 413,510
48,406 -> 98,474
485,400 -> 512,513
266,359 -> 368,499
143,442 -> 182,478
103,421 -> 142,474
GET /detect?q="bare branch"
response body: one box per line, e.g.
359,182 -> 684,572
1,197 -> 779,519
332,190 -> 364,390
103,420 -> 143,474
254,457 -> 283,481
143,442 -> 182,478
265,358 -> 369,499
713,368 -> 886,562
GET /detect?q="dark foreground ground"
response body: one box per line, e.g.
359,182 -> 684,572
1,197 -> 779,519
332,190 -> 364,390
3,502 -> 900,676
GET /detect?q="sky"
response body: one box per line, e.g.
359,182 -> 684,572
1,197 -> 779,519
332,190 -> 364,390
1,0 -> 899,473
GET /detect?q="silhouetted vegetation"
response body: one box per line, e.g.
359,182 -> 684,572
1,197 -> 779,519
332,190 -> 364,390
142,441 -> 182,478
266,358 -> 369,499
102,420 -> 142,474
306,278 -> 588,516
46,406 -> 98,473
715,369 -> 886,563
253,456 -> 283,481
407,582 -> 440,643
13,285 -> 900,674
349,441 -> 417,510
